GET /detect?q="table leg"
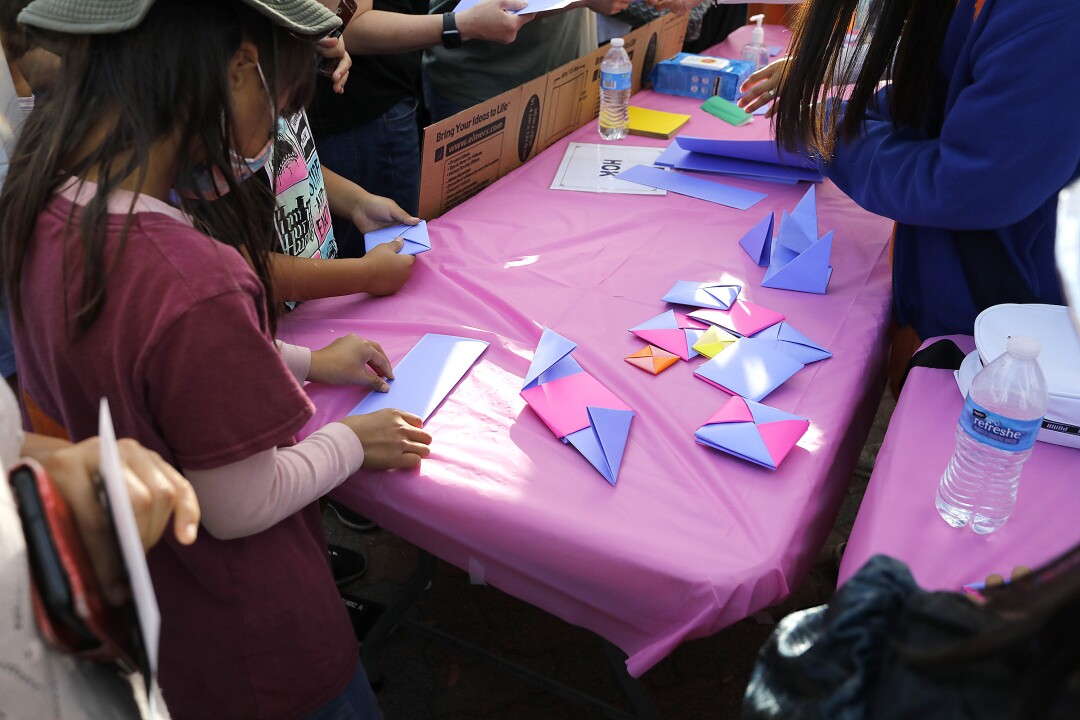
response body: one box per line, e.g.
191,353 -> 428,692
361,548 -> 437,688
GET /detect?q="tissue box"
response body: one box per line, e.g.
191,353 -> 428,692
651,53 -> 754,102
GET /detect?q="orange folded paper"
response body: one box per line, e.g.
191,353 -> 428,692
625,345 -> 680,374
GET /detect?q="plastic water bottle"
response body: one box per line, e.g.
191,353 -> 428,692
598,38 -> 631,141
935,336 -> 1047,534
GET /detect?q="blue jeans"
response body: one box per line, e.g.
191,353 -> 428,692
304,663 -> 382,720
315,97 -> 421,257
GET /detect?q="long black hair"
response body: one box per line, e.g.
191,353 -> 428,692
0,0 -> 318,337
773,0 -> 958,159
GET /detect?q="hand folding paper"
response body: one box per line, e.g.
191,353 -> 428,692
521,328 -> 634,485
350,334 -> 488,420
695,395 -> 809,470
363,220 -> 431,255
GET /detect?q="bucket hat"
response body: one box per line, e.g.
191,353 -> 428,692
18,0 -> 340,37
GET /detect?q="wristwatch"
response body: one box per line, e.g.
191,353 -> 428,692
441,12 -> 462,49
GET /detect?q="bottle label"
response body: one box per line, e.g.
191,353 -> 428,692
600,70 -> 631,91
959,396 -> 1041,452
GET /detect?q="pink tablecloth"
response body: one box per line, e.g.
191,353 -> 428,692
839,336 -> 1080,590
279,27 -> 894,677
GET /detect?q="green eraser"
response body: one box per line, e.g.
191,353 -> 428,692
701,96 -> 752,126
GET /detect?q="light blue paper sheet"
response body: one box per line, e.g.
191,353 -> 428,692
364,220 -> 430,255
349,334 -> 488,420
617,165 -> 767,211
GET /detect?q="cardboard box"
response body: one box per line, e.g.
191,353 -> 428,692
418,13 -> 689,219
651,53 -> 754,102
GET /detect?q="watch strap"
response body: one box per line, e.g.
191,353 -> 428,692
441,12 -> 462,49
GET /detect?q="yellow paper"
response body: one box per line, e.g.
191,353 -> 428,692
628,106 -> 691,140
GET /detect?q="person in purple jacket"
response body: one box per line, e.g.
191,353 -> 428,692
745,0 -> 1080,393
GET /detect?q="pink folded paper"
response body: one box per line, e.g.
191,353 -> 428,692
695,395 -> 809,470
520,370 -> 632,438
689,299 -> 785,337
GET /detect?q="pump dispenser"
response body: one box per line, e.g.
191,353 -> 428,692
741,14 -> 769,72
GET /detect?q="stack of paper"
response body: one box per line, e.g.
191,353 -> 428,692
628,106 -> 691,139
655,137 -> 824,185
521,329 -> 634,485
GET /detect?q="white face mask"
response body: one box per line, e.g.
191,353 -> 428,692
174,61 -> 278,200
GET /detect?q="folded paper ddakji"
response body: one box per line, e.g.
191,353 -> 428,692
661,280 -> 741,311
630,309 -> 709,361
521,329 -> 634,485
363,220 -> 431,255
694,337 -> 804,402
695,395 -> 809,470
625,345 -> 680,375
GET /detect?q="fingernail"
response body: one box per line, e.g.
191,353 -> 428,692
185,523 -> 198,542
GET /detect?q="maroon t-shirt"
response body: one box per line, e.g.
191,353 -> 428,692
14,189 -> 358,719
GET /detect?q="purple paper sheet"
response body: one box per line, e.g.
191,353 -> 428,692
617,165 -> 767,211
350,334 -> 488,420
675,137 -> 818,170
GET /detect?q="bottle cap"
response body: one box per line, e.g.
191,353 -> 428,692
749,14 -> 765,45
610,37 -> 624,48
1006,335 -> 1041,359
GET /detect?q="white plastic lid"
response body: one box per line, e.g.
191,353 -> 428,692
610,38 -> 624,48
750,14 -> 765,45
1007,335 -> 1041,359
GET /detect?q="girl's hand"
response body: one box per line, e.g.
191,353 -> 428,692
738,57 -> 790,118
42,438 -> 200,605
350,192 -> 419,235
356,238 -> 415,297
339,409 -> 432,469
309,334 -> 395,391
458,0 -> 533,44
317,35 -> 351,94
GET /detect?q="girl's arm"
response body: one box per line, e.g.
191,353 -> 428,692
269,236 -> 413,301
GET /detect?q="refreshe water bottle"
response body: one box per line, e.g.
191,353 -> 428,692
598,37 -> 631,141
936,336 -> 1048,534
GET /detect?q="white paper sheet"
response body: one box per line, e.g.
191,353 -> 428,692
550,143 -> 666,195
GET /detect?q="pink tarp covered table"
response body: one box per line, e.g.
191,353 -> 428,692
839,336 -> 1080,591
279,27 -> 894,677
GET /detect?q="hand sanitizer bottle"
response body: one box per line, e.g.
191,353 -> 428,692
742,14 -> 769,72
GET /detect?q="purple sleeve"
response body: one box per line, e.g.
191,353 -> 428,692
184,422 -> 365,540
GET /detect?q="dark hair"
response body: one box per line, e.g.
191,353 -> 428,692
0,0 -> 318,336
772,0 -> 957,159
903,541 -> 1080,717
